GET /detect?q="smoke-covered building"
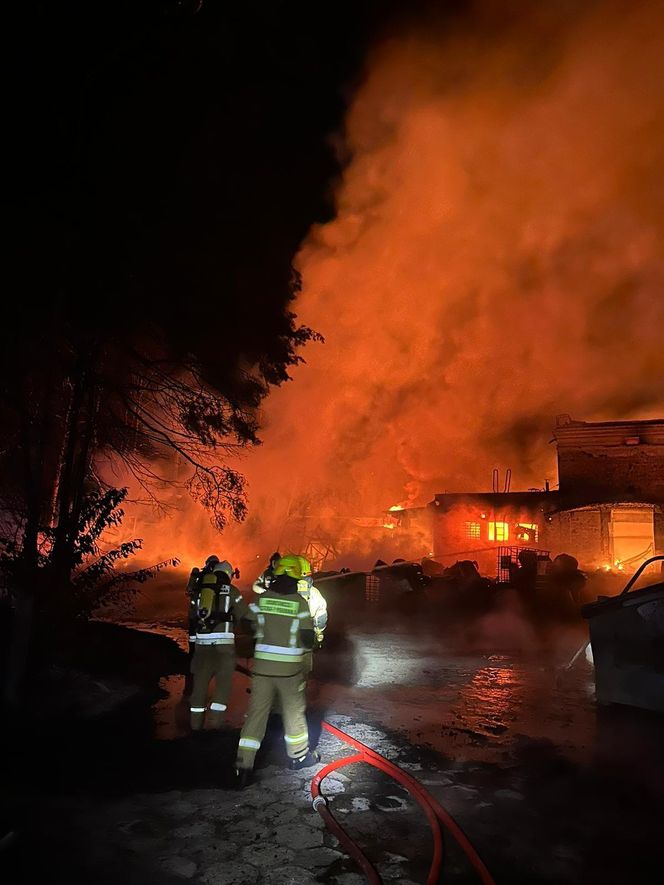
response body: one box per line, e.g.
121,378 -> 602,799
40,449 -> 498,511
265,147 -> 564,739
553,415 -> 664,503
429,489 -> 556,577
426,415 -> 664,575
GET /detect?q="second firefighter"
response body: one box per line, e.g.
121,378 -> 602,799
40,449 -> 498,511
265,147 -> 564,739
189,559 -> 249,730
236,556 -> 320,787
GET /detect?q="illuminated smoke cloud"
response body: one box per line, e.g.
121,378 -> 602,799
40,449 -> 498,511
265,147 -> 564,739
126,1 -> 664,573
239,1 -> 664,546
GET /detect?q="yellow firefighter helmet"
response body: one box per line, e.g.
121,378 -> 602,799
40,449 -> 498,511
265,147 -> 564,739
273,554 -> 312,580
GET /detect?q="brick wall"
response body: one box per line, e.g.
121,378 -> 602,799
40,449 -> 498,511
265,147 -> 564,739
544,504 -> 664,570
543,507 -> 607,567
557,447 -> 664,502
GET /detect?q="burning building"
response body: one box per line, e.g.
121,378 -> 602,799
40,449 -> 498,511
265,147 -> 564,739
391,416 -> 664,577
429,489 -> 554,578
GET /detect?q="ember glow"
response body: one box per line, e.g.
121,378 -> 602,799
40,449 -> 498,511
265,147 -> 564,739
128,1 -> 664,572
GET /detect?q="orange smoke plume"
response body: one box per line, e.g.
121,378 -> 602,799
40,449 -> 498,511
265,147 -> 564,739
127,1 -> 664,576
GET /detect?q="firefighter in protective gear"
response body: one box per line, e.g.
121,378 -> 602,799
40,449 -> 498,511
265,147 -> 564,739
254,554 -> 327,677
252,550 -> 281,595
184,555 -> 220,695
295,572 -> 327,677
235,558 -> 319,787
189,560 -> 249,731
187,555 -> 220,647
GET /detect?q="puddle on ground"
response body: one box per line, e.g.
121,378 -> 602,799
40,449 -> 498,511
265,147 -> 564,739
122,620 -> 598,764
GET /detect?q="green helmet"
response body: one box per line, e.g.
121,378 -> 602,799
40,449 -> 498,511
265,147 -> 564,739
273,554 -> 312,580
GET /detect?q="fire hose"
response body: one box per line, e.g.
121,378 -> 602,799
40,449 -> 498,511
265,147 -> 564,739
311,721 -> 495,885
233,661 -> 495,884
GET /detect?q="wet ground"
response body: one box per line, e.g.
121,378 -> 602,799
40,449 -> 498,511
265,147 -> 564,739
109,615 -> 664,883
3,604 -> 664,884
140,618 -> 596,765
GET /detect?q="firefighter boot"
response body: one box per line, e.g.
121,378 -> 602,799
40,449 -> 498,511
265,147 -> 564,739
289,750 -> 321,771
235,768 -> 253,790
190,707 -> 206,731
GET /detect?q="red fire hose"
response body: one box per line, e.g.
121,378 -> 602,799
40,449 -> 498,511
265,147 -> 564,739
234,661 -> 494,883
311,752 -> 382,885
312,721 -> 496,885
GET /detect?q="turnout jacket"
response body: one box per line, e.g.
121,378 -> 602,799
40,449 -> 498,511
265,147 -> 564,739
247,586 -> 314,676
297,581 -> 328,640
253,573 -> 328,640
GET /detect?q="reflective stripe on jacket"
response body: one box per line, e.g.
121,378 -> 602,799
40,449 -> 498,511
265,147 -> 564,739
297,582 -> 328,634
246,591 -> 314,676
194,589 -> 249,645
194,632 -> 235,645
253,575 -> 327,636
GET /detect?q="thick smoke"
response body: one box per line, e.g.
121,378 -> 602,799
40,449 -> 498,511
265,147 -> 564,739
128,1 -> 664,576
235,0 -> 664,555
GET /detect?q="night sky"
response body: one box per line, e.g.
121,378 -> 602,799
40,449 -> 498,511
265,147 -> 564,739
7,0 -> 664,553
6,0 -> 426,360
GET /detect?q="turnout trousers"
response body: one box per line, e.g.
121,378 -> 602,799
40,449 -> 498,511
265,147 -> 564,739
236,672 -> 309,770
272,652 -> 313,715
189,643 -> 235,729
183,606 -> 197,697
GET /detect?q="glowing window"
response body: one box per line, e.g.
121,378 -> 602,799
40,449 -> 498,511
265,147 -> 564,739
464,521 -> 481,540
516,523 -> 539,542
488,521 -> 509,541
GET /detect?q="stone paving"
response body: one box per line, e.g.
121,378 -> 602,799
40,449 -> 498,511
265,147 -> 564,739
40,721 -> 431,885
29,701 -> 661,885
8,623 -> 664,885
